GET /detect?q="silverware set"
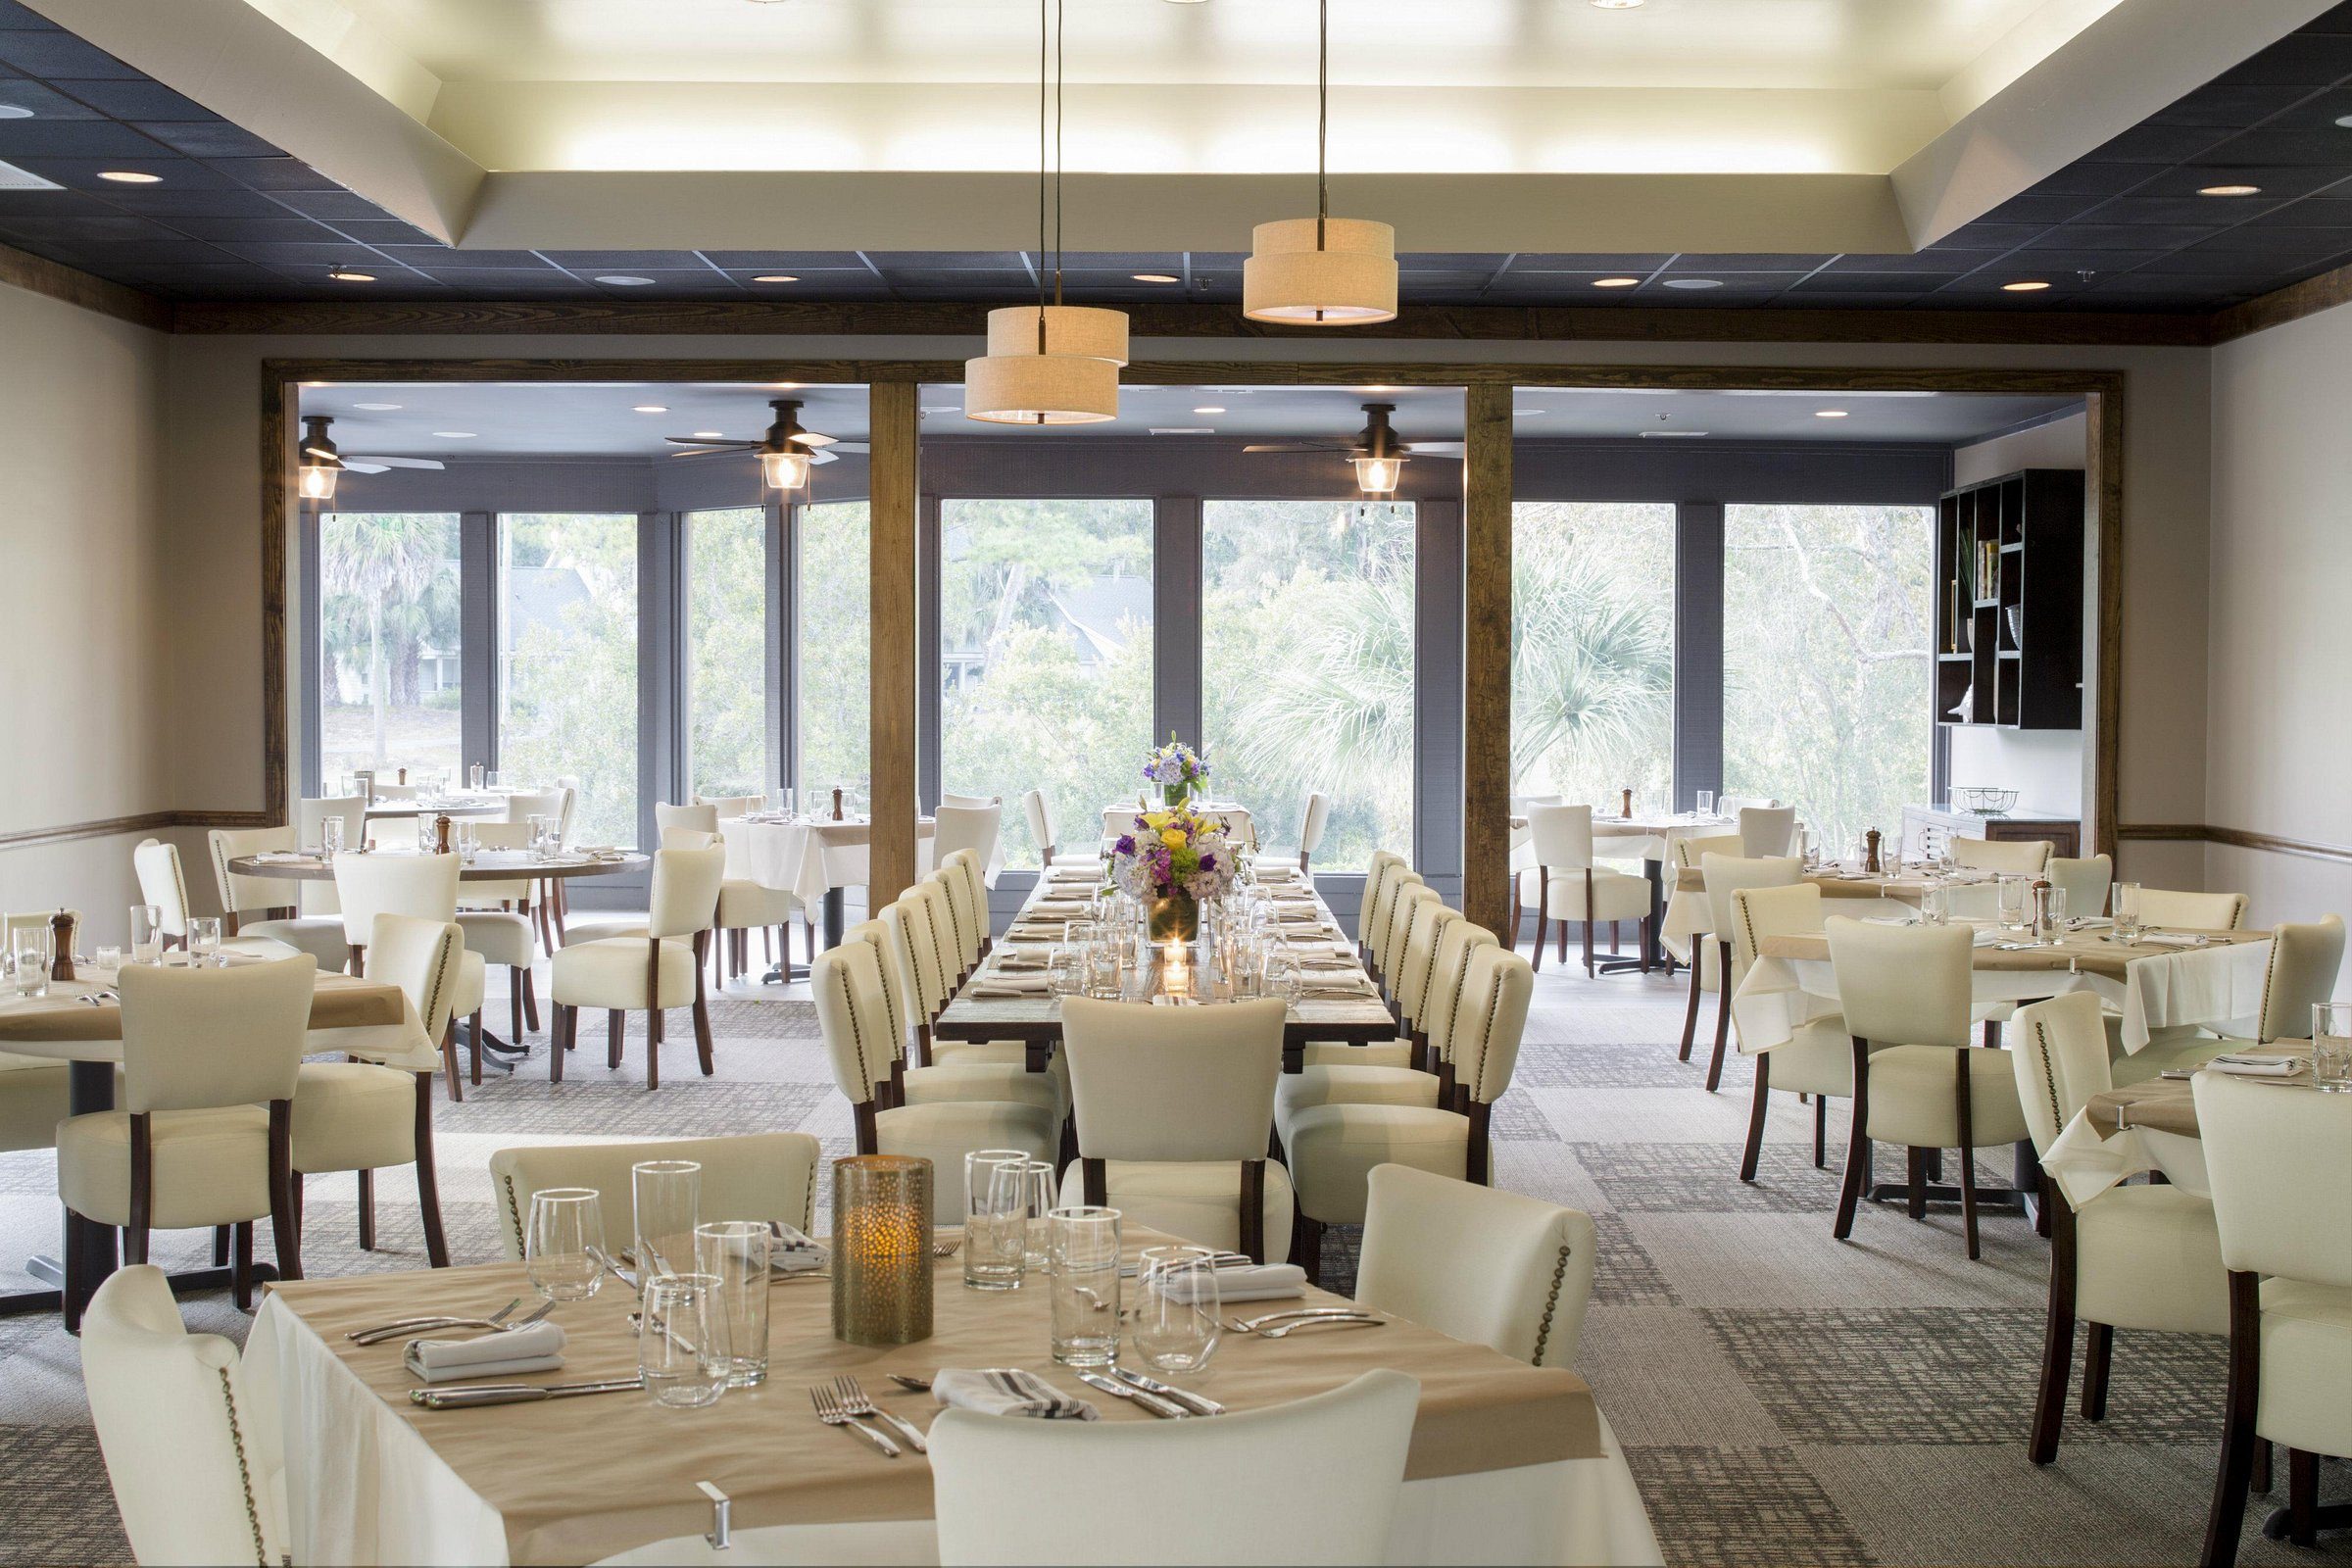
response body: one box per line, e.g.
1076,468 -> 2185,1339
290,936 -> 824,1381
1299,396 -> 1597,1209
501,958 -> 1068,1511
811,1381 -> 903,1456
1219,1306 -> 1386,1339
347,1297 -> 555,1346
826,1375 -> 928,1451
411,1377 -> 641,1410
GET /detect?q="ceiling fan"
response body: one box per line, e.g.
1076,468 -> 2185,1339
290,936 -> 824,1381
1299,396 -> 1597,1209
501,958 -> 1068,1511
665,398 -> 870,491
1243,402 -> 1460,497
297,415 -> 446,501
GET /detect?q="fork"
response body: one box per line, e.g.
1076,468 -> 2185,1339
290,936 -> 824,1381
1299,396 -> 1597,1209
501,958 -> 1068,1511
351,1298 -> 554,1346
347,1295 -> 523,1343
810,1384 -> 901,1457
830,1375 -> 927,1452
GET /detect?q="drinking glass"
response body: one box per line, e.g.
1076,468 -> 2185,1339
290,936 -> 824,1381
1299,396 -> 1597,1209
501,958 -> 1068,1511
486,770 -> 504,790
11,927 -> 50,998
469,762 -> 485,791
1132,1245 -> 1223,1375
1919,883 -> 1948,926
1997,874 -> 2029,932
93,945 -> 123,972
416,815 -> 435,854
2043,885 -> 2070,941
320,817 -> 344,857
129,906 -> 162,966
1048,943 -> 1084,997
632,1159 -> 702,1282
694,1221 -> 772,1387
1085,941 -> 1121,1000
1047,1206 -> 1121,1367
1265,949 -> 1300,1001
962,1149 -> 1029,1291
186,916 -> 221,967
638,1272 -> 728,1409
2312,1004 -> 2352,1093
991,1158 -> 1057,1273
2114,882 -> 2142,942
1694,789 -> 1715,818
525,1188 -> 605,1301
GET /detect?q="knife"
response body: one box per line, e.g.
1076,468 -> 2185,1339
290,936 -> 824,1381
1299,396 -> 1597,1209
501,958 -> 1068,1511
1075,1369 -> 1188,1418
1110,1365 -> 1223,1416
409,1377 -> 644,1409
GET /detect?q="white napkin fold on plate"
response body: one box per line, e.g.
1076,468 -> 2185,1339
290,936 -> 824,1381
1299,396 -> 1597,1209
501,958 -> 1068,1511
403,1320 -> 567,1383
931,1368 -> 1097,1420
968,972 -> 1054,996
1151,1262 -> 1306,1304
2207,1054 -> 2304,1078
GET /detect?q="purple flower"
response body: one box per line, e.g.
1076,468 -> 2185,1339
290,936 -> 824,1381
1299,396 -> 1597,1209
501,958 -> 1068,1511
1199,853 -> 1216,871
1114,834 -> 1136,856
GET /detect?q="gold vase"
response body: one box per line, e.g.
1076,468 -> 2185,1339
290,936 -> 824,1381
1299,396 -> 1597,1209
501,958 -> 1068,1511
831,1155 -> 934,1348
1149,891 -> 1200,943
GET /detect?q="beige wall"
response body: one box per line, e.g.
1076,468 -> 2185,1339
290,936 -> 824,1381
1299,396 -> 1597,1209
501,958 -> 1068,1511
2207,303 -> 2352,929
0,283 -> 174,943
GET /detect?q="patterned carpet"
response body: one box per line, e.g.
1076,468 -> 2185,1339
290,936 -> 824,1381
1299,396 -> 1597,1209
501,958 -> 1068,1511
0,963 -> 2342,1566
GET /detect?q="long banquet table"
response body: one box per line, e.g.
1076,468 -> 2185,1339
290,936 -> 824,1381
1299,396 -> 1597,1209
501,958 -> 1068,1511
718,814 -> 938,953
248,1230 -> 1663,1566
932,863 -> 1398,1073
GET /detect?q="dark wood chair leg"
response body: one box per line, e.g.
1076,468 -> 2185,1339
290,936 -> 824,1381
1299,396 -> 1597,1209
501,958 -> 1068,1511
1739,1053 -> 1771,1182
267,1100 -> 302,1282
1680,949 -> 1703,1061
357,1167 -> 375,1250
646,1005 -> 662,1092
2199,1271 -> 2262,1568
608,1009 -> 624,1069
124,1113 -> 152,1266
2288,1449 -> 2319,1546
1579,912 -> 1592,975
1297,1215 -> 1323,1286
230,1222 -> 254,1310
2082,1322 -> 2114,1419
694,998 -> 716,1075
1957,1054 -> 1982,1260
550,1005 -> 568,1082
521,966 -> 540,1032
2254,1440 -> 2273,1496
414,1073 -> 450,1267
1833,1039 -> 1871,1241
1238,1161 -> 1266,1264
1705,941 -> 1734,1090
468,1011 -> 484,1086
212,1225 -> 230,1267
1814,1093 -> 1829,1167
440,1018 -> 463,1103
1640,914 -> 1653,973
509,978 -> 523,1048
1908,1148 -> 1929,1220
2030,1203 -> 2077,1465
1531,876 -> 1548,972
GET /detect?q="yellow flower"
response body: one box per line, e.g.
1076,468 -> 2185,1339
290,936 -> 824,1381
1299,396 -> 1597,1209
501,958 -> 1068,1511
1159,828 -> 1187,849
1143,811 -> 1171,830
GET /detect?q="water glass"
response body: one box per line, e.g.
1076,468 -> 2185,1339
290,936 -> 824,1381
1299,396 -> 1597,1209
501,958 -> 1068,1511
694,1221 -> 772,1387
469,762 -> 485,791
1047,1205 -> 1121,1367
632,1159 -> 702,1281
1919,883 -> 1948,926
1694,789 -> 1715,818
991,1158 -> 1057,1272
525,1188 -> 605,1301
320,817 -> 344,857
486,770 -> 504,790
415,815 -> 435,854
93,945 -> 123,972
129,906 -> 163,966
2114,882 -> 2142,942
186,916 -> 222,967
11,928 -> 50,998
1085,941 -> 1121,1000
2312,1004 -> 2352,1093
962,1149 -> 1029,1291
1133,1245 -> 1224,1374
1048,942 -> 1083,997
1997,874 -> 2029,932
639,1272 -> 729,1408
2042,884 -> 2070,942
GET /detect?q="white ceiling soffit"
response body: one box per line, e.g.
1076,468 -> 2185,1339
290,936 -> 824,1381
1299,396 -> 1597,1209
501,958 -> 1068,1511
19,0 -> 2326,259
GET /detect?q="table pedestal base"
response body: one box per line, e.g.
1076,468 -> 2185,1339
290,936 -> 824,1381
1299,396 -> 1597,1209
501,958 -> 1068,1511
2263,1500 -> 2352,1544
1,1253 -> 282,1325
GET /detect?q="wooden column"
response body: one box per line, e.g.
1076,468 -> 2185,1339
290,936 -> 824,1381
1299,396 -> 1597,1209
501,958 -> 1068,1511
867,380 -> 921,909
1462,382 -> 1513,936
2084,386 -> 2124,860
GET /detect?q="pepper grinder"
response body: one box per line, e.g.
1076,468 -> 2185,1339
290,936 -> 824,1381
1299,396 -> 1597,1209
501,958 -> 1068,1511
831,786 -> 845,822
1863,828 -> 1883,874
434,813 -> 453,855
2032,877 -> 2054,944
398,766 -> 408,786
49,908 -> 74,983
1620,788 -> 1634,820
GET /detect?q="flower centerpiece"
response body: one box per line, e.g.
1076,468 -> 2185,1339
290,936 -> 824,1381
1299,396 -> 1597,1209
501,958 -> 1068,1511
1143,736 -> 1210,810
1108,802 -> 1236,942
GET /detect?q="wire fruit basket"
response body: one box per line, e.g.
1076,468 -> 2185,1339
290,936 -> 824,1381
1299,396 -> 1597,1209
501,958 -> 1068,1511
1955,787 -> 2019,816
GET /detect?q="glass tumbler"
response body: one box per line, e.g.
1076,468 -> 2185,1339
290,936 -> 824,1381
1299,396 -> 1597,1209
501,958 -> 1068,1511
632,1159 -> 701,1282
991,1158 -> 1057,1273
694,1221 -> 772,1387
1695,789 -> 1715,818
11,927 -> 50,998
1132,1245 -> 1223,1375
2313,1003 -> 2352,1093
320,818 -> 344,857
1048,1206 -> 1122,1367
962,1149 -> 1029,1291
525,1188 -> 605,1301
1919,883 -> 1948,926
2114,882 -> 2142,942
1997,874 -> 2029,932
639,1272 -> 729,1409
186,917 -> 221,967
129,906 -> 162,966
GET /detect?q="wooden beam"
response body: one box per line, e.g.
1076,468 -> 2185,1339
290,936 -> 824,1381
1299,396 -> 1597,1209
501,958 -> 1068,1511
2209,259 -> 2352,344
261,371 -> 293,828
2084,386 -> 2124,861
866,380 -> 920,912
1462,383 -> 1514,938
0,241 -> 172,331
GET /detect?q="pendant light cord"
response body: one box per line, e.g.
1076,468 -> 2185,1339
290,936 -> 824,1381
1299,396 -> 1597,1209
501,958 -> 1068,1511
1316,0 -> 1329,246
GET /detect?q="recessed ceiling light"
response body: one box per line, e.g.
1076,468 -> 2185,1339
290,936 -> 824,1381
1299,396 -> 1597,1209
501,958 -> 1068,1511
1815,410 -> 1849,418
1134,272 -> 1181,283
751,274 -> 799,283
596,274 -> 657,286
1662,278 -> 1722,290
1513,407 -> 1546,416
98,170 -> 162,184
1592,0 -> 1646,8
328,266 -> 376,282
2001,280 -> 2052,292
354,402 -> 403,411
2198,184 -> 2261,197
1640,430 -> 1709,438
1193,406 -> 1226,414
0,105 -> 33,121
692,430 -> 726,439
633,405 -> 669,414
1592,276 -> 1642,288
432,431 -> 476,439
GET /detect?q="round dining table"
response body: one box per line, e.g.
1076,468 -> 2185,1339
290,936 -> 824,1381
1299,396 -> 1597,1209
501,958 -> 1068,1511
360,799 -> 508,821
224,848 -> 649,884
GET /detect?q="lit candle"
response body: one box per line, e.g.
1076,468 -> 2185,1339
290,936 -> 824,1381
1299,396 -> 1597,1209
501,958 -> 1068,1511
1163,939 -> 1190,999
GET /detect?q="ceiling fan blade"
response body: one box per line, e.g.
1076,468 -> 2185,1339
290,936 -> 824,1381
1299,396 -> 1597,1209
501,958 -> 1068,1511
302,445 -> 338,462
808,448 -> 838,465
665,435 -> 759,449
346,455 -> 447,470
825,442 -> 871,454
1402,441 -> 1464,456
791,431 -> 837,448
1242,441 -> 1352,454
342,462 -> 390,474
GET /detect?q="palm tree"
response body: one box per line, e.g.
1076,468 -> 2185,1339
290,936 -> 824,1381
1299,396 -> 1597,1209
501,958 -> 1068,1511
320,514 -> 450,767
1510,549 -> 1672,786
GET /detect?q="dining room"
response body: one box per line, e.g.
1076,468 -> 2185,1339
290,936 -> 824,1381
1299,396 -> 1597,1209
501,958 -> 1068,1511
5,1 -> 2352,1565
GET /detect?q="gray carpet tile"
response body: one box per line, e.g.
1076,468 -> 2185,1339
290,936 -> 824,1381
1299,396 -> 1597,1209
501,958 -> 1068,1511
1590,1211 -> 1682,1308
1621,1444 -> 1877,1568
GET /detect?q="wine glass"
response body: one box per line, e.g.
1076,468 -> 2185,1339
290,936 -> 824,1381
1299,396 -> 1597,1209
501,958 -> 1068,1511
1132,1246 -> 1223,1374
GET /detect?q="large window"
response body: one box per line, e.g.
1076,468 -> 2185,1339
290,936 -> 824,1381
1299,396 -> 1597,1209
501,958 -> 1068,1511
498,513 -> 640,847
1723,504 -> 1933,858
318,512 -> 464,788
1510,503 -> 1675,810
940,498 -> 1153,867
1201,500 -> 1414,870
798,500 -> 870,803
685,506 -> 771,801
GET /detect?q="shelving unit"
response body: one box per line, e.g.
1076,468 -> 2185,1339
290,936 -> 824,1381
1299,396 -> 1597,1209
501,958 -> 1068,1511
1933,468 -> 2084,730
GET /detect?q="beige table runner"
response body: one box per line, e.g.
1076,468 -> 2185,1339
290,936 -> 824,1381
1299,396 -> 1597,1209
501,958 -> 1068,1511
0,970 -> 408,1045
1672,867 -> 1975,900
268,1241 -> 1600,1566
2083,1045 -> 2311,1139
1759,925 -> 2264,982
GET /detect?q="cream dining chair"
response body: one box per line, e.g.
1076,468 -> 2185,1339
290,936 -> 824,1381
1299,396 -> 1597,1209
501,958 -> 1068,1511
1375,882 -> 1442,1006
1277,906 -> 1457,1142
454,819 -> 543,1042
292,912 -> 463,1268
81,1264 -> 287,1567
2008,992 -> 2227,1467
930,1370 -> 1420,1567
677,798 -> 808,987
505,786 -> 572,947
1732,883 -> 1853,1181
1356,853 -> 1412,977
1738,805 -> 1798,858
1524,803 -> 1650,975
1258,790 -> 1333,875
296,795 -> 364,921
549,843 -> 725,1091
935,798 -> 1005,887
1692,854 -> 1803,1091
333,850 -> 485,1098
1305,899 -> 1450,1074
1358,1162 -> 1599,1370
131,838 -> 298,960
1059,996 -> 1294,1262
1951,835 -> 2053,874
2115,914 -> 2346,1088
1665,833 -> 1745,1061
1023,788 -> 1089,869
843,916 -> 1064,1132
2046,855 -> 2112,917
930,856 -> 989,980
2192,1068 -> 2352,1565
205,826 -> 351,968
487,1133 -> 821,1258
2134,887 -> 2250,931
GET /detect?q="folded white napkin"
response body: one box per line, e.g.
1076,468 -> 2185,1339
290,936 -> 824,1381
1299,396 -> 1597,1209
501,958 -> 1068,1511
2137,931 -> 2208,949
254,851 -> 318,863
403,1321 -> 567,1383
968,973 -> 1054,997
767,1220 -> 829,1275
2207,1054 -> 2304,1078
1972,927 -> 2001,947
932,1368 -> 1097,1420
1151,1261 -> 1306,1304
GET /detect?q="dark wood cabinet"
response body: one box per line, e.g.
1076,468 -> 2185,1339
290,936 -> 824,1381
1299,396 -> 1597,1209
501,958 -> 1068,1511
1934,468 -> 2084,730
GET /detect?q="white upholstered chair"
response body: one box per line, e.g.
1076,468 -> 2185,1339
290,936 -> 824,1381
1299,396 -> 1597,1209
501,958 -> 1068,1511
934,800 -> 1004,890
1287,945 -> 1535,1281
1023,788 -> 1088,869
1523,804 -> 1650,975
333,850 -> 486,1098
1358,1162 -> 1598,1369
58,956 -> 315,1307
930,1369 -> 1419,1567
296,795 -> 364,920
505,786 -> 573,946
1259,790 -> 1333,875
1058,996 -> 1294,1262
842,916 -> 1063,1131
1302,900 -> 1451,1074
2192,1069 -> 2352,1565
132,838 -> 297,960
1357,856 -> 1416,981
2135,887 -> 2250,931
1951,835 -> 2053,874
487,1133 -> 821,1258
696,793 -> 763,820
931,857 -> 990,980
1691,854 -> 1803,1091
204,826 -> 350,968
2116,914 -> 2346,1088
549,844 -> 725,1091
1732,883 -> 1853,1181
1738,805 -> 1798,858
1375,882 -> 1441,1005
81,1264 -> 287,1566
2046,855 -> 2113,918
445,820 -> 541,1045
1826,917 -> 2030,1259
2009,992 -> 2227,1466
292,912 -> 462,1268
688,796 -> 808,988
811,940 -> 1054,1226
1282,917 -> 1498,1148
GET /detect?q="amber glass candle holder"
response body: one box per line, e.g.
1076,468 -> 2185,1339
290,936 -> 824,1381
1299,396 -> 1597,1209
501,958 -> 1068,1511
832,1155 -> 934,1347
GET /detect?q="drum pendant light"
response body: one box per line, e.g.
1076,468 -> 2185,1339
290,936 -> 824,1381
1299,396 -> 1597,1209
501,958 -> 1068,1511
966,0 -> 1124,424
1243,0 -> 1397,324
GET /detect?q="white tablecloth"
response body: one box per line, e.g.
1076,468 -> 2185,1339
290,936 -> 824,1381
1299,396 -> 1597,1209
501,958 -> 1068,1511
2039,1111 -> 2213,1206
1512,815 -> 1735,874
719,817 -> 935,906
0,972 -> 439,1073
245,1298 -> 1663,1568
